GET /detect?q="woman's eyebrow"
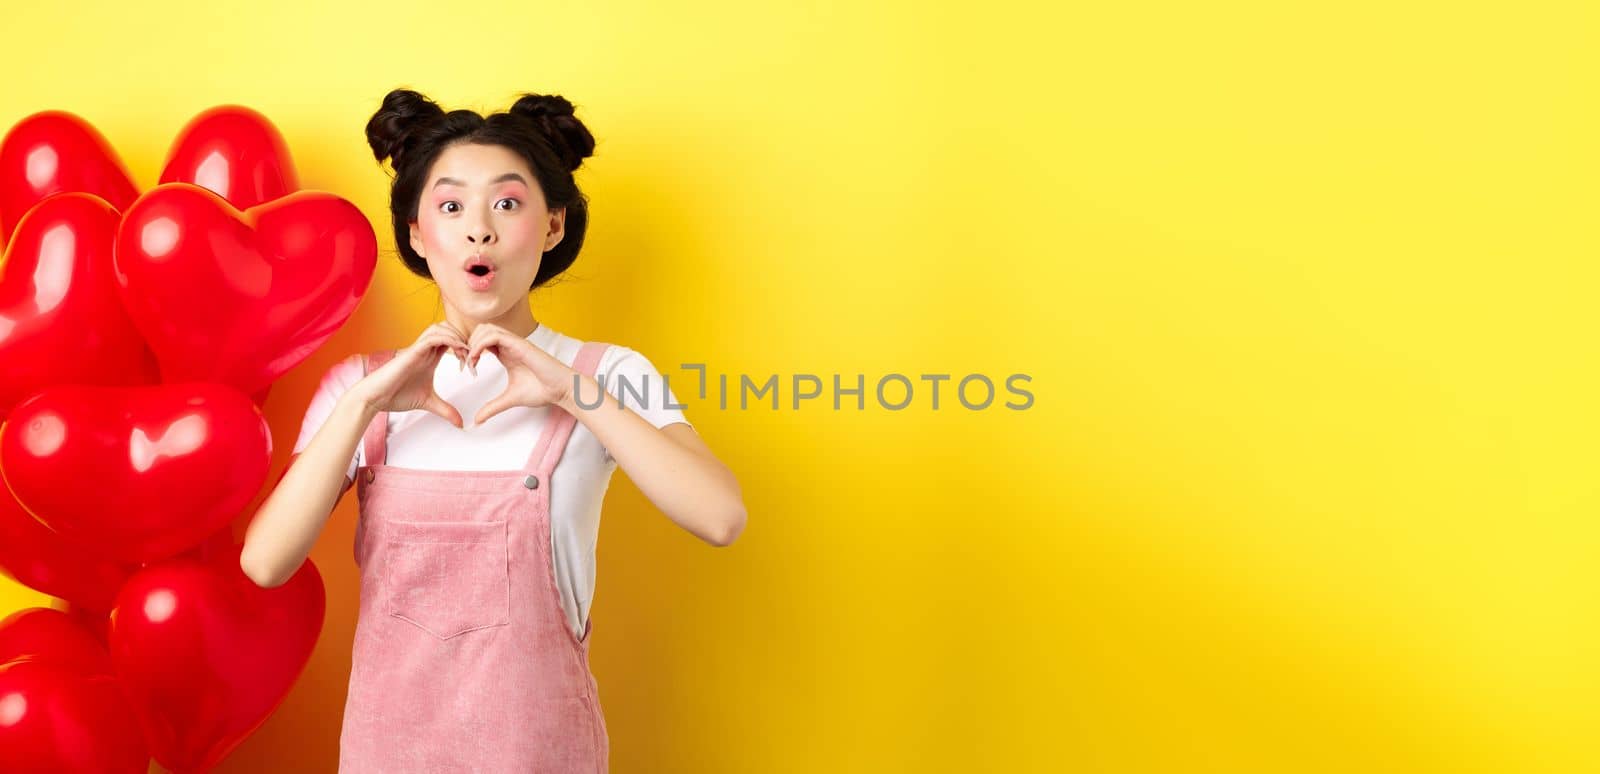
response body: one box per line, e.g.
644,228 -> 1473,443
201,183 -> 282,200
432,173 -> 528,189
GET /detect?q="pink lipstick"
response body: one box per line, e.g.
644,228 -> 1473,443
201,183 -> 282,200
464,256 -> 496,291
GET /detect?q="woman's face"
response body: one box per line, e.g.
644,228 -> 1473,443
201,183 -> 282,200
409,142 -> 565,321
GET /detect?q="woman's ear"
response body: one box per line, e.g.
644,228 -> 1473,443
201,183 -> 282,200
408,219 -> 426,258
543,207 -> 566,252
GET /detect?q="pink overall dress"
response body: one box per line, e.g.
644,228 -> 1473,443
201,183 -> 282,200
337,341 -> 613,773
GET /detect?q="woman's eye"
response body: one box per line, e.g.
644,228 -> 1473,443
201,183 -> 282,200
441,201 -> 460,214
496,198 -> 519,211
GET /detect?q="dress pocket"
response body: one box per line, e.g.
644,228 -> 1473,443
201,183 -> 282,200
383,519 -> 511,640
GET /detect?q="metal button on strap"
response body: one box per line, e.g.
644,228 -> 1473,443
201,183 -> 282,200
523,474 -> 540,490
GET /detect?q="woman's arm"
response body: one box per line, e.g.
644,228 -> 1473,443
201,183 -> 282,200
559,375 -> 747,547
240,389 -> 377,587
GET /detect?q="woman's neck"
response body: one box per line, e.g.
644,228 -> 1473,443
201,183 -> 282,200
443,300 -> 539,341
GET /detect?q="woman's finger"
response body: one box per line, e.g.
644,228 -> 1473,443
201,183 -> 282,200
411,334 -> 464,372
422,391 -> 464,429
434,322 -> 469,354
417,323 -> 469,366
432,323 -> 467,366
417,330 -> 467,352
475,390 -> 515,426
467,327 -> 504,372
410,335 -> 449,359
438,320 -> 469,343
465,322 -> 504,356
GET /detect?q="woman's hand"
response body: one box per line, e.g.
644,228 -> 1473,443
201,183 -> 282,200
466,322 -> 577,425
349,322 -> 471,428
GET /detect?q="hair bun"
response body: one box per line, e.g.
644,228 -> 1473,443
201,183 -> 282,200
366,89 -> 446,168
509,93 -> 574,122
508,93 -> 595,173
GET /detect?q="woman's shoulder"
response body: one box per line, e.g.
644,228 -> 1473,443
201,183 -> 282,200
310,350 -> 390,398
547,329 -> 680,393
319,352 -> 366,385
550,327 -> 669,377
560,334 -> 645,376
292,352 -> 374,458
589,340 -> 693,429
342,345 -> 411,372
540,326 -> 626,367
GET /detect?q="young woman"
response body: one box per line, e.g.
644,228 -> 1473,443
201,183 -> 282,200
240,89 -> 747,772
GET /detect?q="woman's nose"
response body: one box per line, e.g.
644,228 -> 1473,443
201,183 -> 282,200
466,230 -> 495,245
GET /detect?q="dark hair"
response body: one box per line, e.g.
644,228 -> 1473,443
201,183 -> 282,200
364,88 -> 596,291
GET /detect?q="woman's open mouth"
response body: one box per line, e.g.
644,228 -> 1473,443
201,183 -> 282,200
465,262 -> 496,291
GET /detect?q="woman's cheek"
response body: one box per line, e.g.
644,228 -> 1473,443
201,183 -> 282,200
500,216 -> 538,248
420,215 -> 452,254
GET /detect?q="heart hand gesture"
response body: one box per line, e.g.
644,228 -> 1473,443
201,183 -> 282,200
466,323 -> 577,426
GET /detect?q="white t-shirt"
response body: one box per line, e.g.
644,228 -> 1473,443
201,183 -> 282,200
292,321 -> 691,639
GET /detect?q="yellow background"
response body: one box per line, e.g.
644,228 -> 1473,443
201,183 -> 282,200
1,1 -> 1596,771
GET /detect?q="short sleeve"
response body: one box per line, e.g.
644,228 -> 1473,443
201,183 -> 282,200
598,346 -> 692,463
292,354 -> 366,482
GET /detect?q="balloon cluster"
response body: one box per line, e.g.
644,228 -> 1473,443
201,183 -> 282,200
0,107 -> 377,772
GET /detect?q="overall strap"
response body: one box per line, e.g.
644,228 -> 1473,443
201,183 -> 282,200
521,342 -> 612,476
359,350 -> 398,467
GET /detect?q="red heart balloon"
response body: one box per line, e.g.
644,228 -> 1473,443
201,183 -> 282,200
109,543 -> 323,772
0,658 -> 150,773
0,484 -> 137,613
0,607 -> 148,773
0,607 -> 114,675
0,111 -> 139,253
114,182 -> 376,395
0,382 -> 272,564
160,105 -> 300,210
0,192 -> 160,419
